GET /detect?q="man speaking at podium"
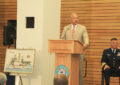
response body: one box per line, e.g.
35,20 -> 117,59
61,13 -> 89,85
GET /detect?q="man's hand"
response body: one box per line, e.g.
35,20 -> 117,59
118,66 -> 120,69
83,44 -> 88,50
104,65 -> 110,70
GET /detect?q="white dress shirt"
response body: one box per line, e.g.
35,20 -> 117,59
71,24 -> 77,30
111,48 -> 116,53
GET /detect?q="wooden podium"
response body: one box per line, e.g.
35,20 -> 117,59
48,40 -> 84,85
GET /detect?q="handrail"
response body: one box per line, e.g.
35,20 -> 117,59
83,57 -> 87,78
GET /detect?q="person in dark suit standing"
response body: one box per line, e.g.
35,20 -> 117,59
101,38 -> 120,85
6,73 -> 15,85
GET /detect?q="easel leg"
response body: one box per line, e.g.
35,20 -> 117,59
15,76 -> 20,85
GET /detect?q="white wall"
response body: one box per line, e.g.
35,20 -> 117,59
16,0 -> 61,85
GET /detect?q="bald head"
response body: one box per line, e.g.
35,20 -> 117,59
0,72 -> 7,85
70,13 -> 79,25
70,13 -> 78,18
54,74 -> 68,85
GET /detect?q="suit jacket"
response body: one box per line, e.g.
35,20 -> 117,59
6,73 -> 15,85
61,24 -> 89,45
101,48 -> 120,68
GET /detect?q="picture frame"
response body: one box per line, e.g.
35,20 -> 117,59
4,48 -> 36,74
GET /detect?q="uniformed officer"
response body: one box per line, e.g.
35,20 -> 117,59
101,38 -> 120,85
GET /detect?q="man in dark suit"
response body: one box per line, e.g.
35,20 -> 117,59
6,73 -> 15,85
101,38 -> 120,85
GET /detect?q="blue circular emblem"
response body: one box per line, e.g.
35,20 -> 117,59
55,65 -> 69,77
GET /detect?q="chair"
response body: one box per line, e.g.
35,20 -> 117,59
101,71 -> 120,85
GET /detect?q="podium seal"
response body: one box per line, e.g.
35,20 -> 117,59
55,65 -> 69,77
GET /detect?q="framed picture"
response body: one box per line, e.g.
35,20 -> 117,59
4,49 -> 35,74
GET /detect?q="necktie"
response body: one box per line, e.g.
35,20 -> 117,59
72,25 -> 75,38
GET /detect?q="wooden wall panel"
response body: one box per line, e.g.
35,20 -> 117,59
61,0 -> 120,85
0,0 -> 17,72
